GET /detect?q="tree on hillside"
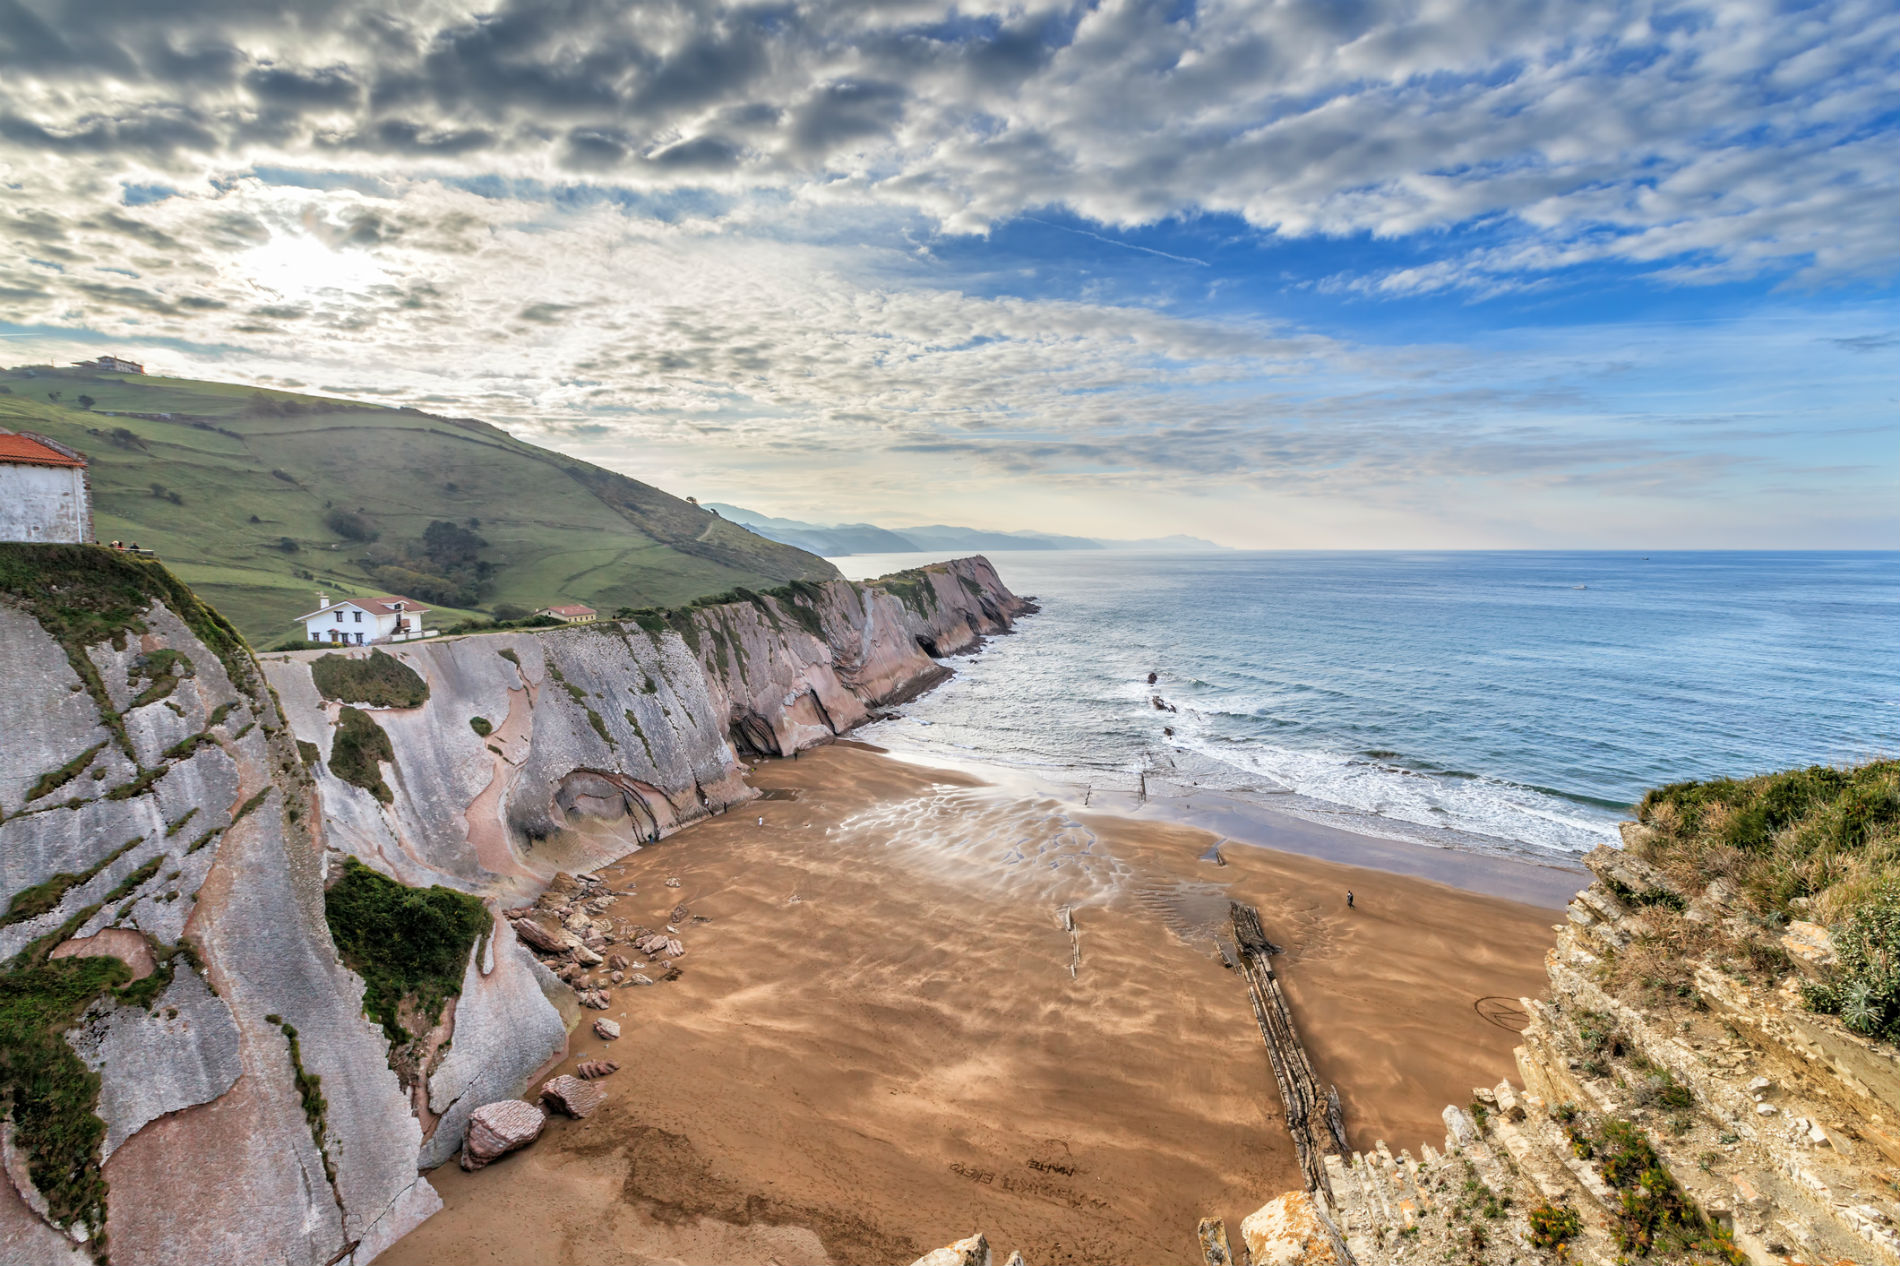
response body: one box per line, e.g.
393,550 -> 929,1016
76,394 -> 94,411
326,508 -> 379,542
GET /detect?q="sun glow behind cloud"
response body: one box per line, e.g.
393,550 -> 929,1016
239,234 -> 392,301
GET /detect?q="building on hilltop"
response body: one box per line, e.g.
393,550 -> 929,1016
535,604 -> 598,624
295,593 -> 434,645
73,354 -> 145,374
0,429 -> 93,543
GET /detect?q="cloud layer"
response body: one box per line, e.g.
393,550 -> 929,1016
0,0 -> 1894,544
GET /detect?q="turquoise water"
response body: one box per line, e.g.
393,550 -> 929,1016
834,551 -> 1900,862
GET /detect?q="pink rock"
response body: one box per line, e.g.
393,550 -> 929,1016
540,1074 -> 607,1118
594,1018 -> 621,1040
459,1099 -> 544,1170
510,917 -> 565,954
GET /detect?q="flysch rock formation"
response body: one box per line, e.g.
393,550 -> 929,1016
1213,832 -> 1900,1266
0,548 -> 1027,1265
0,550 -> 437,1266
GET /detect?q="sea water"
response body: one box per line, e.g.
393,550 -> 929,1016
833,551 -> 1900,863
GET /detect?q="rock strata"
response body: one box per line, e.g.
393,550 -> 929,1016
1225,826 -> 1900,1266
539,1075 -> 606,1119
459,1100 -> 545,1170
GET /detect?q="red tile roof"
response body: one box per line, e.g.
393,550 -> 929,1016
293,595 -> 430,621
0,433 -> 85,468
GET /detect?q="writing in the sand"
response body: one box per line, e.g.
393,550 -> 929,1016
1025,1157 -> 1077,1177
947,1163 -> 1110,1212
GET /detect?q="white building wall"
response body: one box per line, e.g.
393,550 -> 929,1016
0,464 -> 90,543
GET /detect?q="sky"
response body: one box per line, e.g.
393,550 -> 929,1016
0,0 -> 1895,548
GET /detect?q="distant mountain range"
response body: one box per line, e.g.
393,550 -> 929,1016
707,504 -> 1228,557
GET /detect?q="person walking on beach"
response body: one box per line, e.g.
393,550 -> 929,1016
1346,890 -> 1355,909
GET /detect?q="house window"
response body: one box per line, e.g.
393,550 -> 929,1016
353,610 -> 362,622
355,631 -> 365,645
335,611 -> 343,622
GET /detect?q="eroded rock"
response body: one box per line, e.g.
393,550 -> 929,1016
540,1074 -> 606,1119
459,1099 -> 544,1170
1240,1192 -> 1348,1265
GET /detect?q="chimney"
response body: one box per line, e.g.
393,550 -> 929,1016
317,591 -> 328,609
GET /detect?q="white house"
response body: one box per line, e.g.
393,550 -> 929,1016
535,604 -> 598,624
73,355 -> 145,374
0,430 -> 92,543
295,594 -> 433,645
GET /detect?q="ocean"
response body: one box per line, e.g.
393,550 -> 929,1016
832,550 -> 1900,865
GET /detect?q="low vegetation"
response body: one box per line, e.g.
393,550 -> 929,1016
322,858 -> 488,1043
1804,884 -> 1900,1043
0,543 -> 250,756
328,707 -> 394,802
310,649 -> 429,708
1561,1115 -> 1742,1262
0,953 -> 127,1248
1627,760 -> 1900,1043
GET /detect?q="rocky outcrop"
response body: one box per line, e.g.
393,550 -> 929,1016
1225,833 -> 1900,1266
0,545 -> 437,1265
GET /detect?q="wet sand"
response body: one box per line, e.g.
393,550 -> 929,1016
380,744 -> 1562,1266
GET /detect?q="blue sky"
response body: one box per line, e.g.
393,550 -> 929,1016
0,0 -> 1894,547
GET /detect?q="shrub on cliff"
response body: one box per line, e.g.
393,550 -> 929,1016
323,858 -> 488,1043
311,649 -> 429,709
329,706 -> 395,802
1805,883 -> 1900,1044
1635,760 -> 1900,927
1630,759 -> 1900,1042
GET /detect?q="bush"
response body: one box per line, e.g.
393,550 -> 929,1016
491,603 -> 532,622
1528,1202 -> 1582,1251
323,857 -> 488,1042
1805,884 -> 1900,1043
325,508 -> 378,542
310,650 -> 429,708
329,707 -> 394,803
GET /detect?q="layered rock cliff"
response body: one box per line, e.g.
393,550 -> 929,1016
0,546 -> 1027,1264
1224,834 -> 1900,1266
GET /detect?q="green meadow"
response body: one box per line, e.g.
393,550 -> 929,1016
0,366 -> 836,645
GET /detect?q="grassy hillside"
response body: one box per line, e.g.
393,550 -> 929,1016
0,366 -> 837,644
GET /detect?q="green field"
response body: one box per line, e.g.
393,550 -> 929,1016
0,366 -> 837,645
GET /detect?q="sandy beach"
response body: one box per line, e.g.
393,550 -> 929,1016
380,743 -> 1563,1266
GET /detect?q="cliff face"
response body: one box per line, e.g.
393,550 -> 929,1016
0,546 -> 436,1266
0,548 -> 1027,1264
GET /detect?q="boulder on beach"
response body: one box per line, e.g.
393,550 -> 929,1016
460,1099 -> 545,1170
510,916 -> 566,954
576,1059 -> 619,1079
594,1018 -> 621,1040
540,1074 -> 606,1118
1240,1191 -> 1348,1265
